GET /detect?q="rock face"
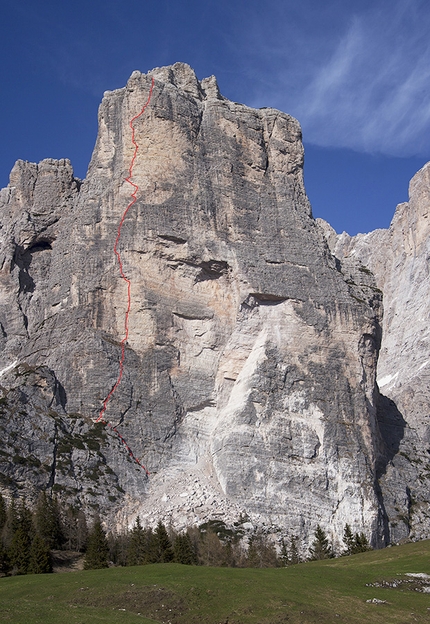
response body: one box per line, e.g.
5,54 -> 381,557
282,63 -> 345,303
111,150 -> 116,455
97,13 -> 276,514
0,62 -> 426,550
318,161 -> 430,543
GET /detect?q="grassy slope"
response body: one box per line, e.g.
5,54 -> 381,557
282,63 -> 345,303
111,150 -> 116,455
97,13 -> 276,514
0,541 -> 429,624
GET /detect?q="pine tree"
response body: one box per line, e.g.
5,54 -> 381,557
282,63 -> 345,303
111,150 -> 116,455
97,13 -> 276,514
127,517 -> 147,566
28,534 -> 52,574
309,525 -> 333,560
7,499 -> 33,574
84,519 -> 109,570
153,521 -> 174,563
0,542 -> 9,575
0,494 -> 8,573
34,492 -> 63,549
174,532 -> 197,565
3,498 -> 19,549
342,525 -> 371,555
353,532 -> 371,553
343,524 -> 355,556
18,499 -> 33,536
9,527 -> 31,574
144,527 -> 158,563
0,494 -> 6,536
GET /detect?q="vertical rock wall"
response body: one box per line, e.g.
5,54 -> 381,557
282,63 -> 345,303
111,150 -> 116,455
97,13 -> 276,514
0,63 -> 392,550
319,161 -> 430,543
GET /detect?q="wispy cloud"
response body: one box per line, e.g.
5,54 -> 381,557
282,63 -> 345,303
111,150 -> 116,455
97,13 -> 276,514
241,0 -> 430,157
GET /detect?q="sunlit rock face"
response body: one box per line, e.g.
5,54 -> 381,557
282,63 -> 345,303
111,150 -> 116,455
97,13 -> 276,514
0,62 -> 410,550
318,161 -> 430,543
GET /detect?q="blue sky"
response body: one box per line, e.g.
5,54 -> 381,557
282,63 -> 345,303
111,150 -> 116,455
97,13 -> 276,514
1,0 -> 429,235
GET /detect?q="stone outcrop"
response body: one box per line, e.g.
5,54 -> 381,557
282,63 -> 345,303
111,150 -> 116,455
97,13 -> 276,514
0,62 -> 426,551
318,161 -> 430,543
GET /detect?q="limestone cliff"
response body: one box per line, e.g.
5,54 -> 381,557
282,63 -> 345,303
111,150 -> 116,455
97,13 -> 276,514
0,62 -> 419,551
318,161 -> 430,543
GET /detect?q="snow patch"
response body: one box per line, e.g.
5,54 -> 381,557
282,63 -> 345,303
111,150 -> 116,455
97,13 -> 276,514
0,360 -> 18,379
377,371 -> 399,388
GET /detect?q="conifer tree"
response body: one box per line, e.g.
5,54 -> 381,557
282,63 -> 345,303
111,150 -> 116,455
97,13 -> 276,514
343,524 -> 355,555
0,493 -> 6,536
144,526 -> 157,563
174,532 -> 197,565
0,495 -> 8,573
353,532 -> 371,553
9,527 -> 31,574
342,524 -> 371,555
153,521 -> 174,563
34,492 -> 63,549
7,499 -> 34,574
309,525 -> 333,560
0,544 -> 10,574
127,516 -> 147,566
84,519 -> 109,570
0,541 -> 9,575
3,498 -> 19,549
19,500 -> 33,533
28,534 -> 52,574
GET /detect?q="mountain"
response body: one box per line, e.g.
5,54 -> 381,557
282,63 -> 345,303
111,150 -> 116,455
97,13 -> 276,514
318,160 -> 430,543
0,63 -> 428,551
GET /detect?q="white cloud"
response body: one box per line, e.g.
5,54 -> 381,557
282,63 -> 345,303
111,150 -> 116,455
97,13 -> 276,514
242,0 -> 430,157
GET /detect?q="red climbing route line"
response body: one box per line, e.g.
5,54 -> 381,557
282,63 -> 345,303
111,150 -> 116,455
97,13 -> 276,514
96,77 -> 155,475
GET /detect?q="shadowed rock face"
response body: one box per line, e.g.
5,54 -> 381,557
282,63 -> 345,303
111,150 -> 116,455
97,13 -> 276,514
318,161 -> 430,544
0,62 -> 402,549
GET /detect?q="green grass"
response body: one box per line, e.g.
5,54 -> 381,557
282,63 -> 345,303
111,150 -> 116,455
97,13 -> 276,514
1,541 -> 429,623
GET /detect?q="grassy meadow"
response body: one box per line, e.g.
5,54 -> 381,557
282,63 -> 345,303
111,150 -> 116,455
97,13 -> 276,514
0,540 -> 429,624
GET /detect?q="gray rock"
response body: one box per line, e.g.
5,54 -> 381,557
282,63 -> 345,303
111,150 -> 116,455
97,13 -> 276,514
0,63 -> 414,550
318,161 -> 430,543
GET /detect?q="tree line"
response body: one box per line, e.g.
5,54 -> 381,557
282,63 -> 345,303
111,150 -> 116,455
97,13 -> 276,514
0,492 -> 87,575
0,493 -> 370,575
